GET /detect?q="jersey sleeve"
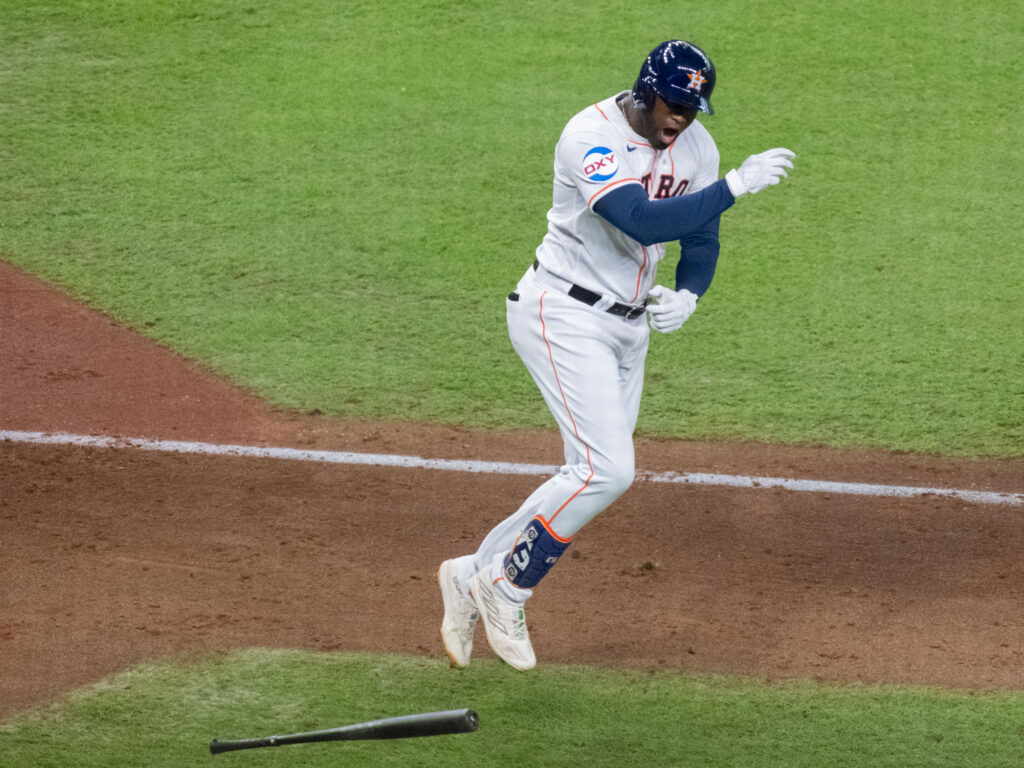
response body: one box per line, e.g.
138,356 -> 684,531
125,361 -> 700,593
554,125 -> 642,209
688,128 -> 721,193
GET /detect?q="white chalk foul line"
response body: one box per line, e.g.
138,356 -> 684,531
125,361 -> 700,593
2,429 -> 1022,507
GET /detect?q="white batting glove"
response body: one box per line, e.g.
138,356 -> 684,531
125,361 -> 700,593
725,148 -> 795,196
646,285 -> 698,334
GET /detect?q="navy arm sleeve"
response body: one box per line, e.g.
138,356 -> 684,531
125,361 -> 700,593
675,216 -> 721,297
591,178 -> 734,247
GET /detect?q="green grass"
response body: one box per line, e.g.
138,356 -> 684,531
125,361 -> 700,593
1,0 -> 1022,457
3,650 -> 1023,768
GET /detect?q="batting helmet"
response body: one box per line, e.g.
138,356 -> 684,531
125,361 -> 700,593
632,40 -> 716,115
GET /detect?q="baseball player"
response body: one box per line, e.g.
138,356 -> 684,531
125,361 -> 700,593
439,40 -> 795,670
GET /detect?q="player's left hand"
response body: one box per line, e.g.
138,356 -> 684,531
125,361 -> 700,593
646,285 -> 698,333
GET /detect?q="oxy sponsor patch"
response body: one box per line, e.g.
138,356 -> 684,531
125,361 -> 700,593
582,146 -> 618,182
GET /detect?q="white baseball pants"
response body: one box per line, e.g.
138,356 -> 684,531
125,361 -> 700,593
471,265 -> 650,597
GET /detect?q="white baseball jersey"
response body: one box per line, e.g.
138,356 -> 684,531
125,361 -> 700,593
535,91 -> 720,304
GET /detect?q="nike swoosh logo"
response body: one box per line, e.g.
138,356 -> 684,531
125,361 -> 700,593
627,146 -> 637,152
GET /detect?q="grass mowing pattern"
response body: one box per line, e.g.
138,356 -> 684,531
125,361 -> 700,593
2,650 -> 1023,768
1,0 -> 1021,458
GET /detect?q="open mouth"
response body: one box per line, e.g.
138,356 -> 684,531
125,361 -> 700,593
660,127 -> 679,144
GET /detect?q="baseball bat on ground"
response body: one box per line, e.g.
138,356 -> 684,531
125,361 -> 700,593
209,708 -> 479,754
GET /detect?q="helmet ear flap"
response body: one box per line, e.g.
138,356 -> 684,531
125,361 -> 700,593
631,74 -> 655,112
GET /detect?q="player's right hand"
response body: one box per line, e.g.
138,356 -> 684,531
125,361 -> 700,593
646,285 -> 698,334
725,148 -> 795,196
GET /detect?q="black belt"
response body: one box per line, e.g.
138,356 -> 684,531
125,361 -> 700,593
507,259 -> 648,320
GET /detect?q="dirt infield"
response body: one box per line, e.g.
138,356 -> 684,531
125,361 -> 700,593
2,260 -> 1023,718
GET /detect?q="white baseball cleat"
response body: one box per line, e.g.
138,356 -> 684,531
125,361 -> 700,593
438,559 -> 479,668
469,570 -> 536,671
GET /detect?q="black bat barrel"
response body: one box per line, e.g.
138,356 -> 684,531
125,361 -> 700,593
210,708 -> 479,754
